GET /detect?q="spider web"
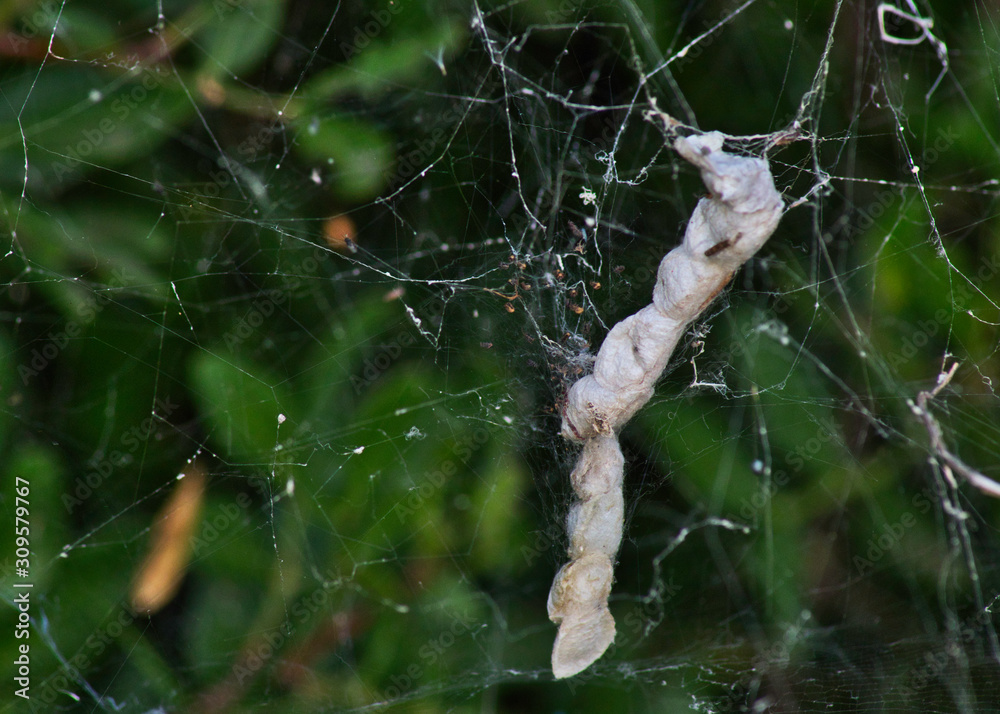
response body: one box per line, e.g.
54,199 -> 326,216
2,0 -> 1000,711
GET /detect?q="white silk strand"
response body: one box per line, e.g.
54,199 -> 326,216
548,131 -> 784,679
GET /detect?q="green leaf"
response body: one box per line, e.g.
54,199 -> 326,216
0,194 -> 169,323
0,66 -> 191,189
301,21 -> 466,102
196,0 -> 287,78
188,351 -> 286,464
293,116 -> 394,201
468,449 -> 531,575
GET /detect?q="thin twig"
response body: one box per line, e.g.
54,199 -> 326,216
912,361 -> 1000,498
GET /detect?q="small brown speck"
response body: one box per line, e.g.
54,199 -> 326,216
324,214 -> 358,252
704,239 -> 731,257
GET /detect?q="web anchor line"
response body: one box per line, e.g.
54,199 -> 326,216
548,130 -> 785,679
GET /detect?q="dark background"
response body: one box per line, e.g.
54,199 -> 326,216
2,0 -> 1000,711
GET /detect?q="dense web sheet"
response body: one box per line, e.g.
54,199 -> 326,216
2,0 -> 1000,712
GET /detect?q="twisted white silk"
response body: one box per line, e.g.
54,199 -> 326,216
549,131 -> 784,679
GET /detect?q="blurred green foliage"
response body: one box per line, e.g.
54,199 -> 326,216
1,0 -> 1000,712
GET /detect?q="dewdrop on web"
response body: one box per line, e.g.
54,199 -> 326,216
548,127 -> 785,679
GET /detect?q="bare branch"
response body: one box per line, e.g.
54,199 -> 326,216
912,362 -> 1000,498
